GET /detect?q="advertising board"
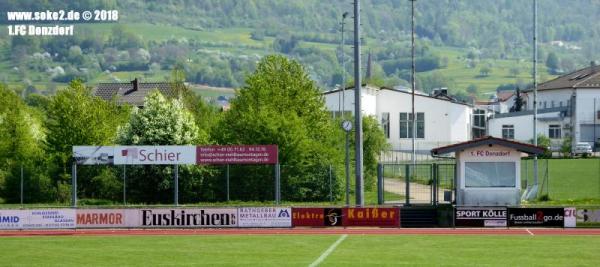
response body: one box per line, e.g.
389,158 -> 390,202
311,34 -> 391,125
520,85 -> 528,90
576,208 -> 600,227
137,208 -> 237,227
455,207 -> 507,227
22,209 -> 76,229
343,208 -> 399,227
238,207 -> 292,227
564,207 -> 576,228
196,145 -> 278,165
113,146 -> 196,165
508,208 -> 564,227
73,146 -> 114,165
292,208 -> 343,227
76,209 -> 138,228
0,210 -> 25,229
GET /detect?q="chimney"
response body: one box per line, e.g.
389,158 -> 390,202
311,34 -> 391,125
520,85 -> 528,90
591,61 -> 597,74
131,78 -> 139,91
440,87 -> 448,96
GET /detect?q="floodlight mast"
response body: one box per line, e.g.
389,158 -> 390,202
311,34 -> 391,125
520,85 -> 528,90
532,0 -> 539,198
353,0 -> 364,206
410,0 -> 416,206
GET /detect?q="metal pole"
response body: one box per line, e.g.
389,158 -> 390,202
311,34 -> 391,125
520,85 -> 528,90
405,164 -> 410,206
329,165 -> 333,202
341,11 -> 350,207
377,163 -> 384,204
123,165 -> 126,205
532,0 -> 539,195
174,164 -> 179,206
71,162 -> 77,207
594,98 -> 597,152
226,164 -> 230,202
341,12 -> 347,119
410,0 -> 417,177
345,131 -> 350,206
275,163 -> 281,204
353,0 -> 364,207
20,164 -> 23,206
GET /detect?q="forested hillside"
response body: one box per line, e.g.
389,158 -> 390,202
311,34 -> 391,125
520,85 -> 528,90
2,0 -> 600,98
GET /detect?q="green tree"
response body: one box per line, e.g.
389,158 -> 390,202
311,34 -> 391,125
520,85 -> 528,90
360,116 -> 390,190
45,80 -> 129,201
509,67 -> 520,77
561,135 -> 573,157
479,66 -> 491,77
0,84 -> 53,203
530,134 -> 552,158
466,84 -> 478,95
117,90 -> 207,203
217,55 -> 343,201
546,52 -> 560,73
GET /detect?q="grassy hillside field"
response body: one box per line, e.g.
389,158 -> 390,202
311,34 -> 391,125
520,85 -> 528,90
0,22 -> 556,95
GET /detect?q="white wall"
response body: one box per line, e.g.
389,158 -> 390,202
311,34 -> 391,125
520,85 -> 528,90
576,90 -> 600,144
377,89 -> 472,151
527,89 -> 573,110
324,86 -> 473,151
323,87 -> 377,116
488,112 -> 566,149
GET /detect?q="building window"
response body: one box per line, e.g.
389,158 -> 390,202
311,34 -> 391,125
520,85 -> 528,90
473,109 -> 486,139
465,162 -> 516,187
381,112 -> 390,139
559,101 -> 563,107
473,110 -> 486,128
399,112 -> 424,139
502,125 -> 514,139
549,125 -> 561,139
551,101 -> 555,108
543,101 -> 547,108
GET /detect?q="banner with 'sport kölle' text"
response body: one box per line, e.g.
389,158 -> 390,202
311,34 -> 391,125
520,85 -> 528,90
238,207 -> 292,227
138,208 -> 238,228
455,207 -> 507,227
508,208 -> 564,227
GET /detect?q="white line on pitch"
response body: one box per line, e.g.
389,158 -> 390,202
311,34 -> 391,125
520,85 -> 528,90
308,234 -> 348,267
526,228 -> 534,236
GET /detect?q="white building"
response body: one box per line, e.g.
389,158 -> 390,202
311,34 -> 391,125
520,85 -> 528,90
487,64 -> 600,151
323,85 -> 475,156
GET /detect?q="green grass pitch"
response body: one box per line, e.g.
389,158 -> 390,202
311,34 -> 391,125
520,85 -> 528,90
1,234 -> 599,266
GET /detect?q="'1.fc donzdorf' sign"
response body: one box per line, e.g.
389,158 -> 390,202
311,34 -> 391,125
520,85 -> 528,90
73,145 -> 278,165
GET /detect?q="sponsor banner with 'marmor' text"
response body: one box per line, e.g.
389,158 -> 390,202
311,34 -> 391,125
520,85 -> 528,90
76,209 -> 138,228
